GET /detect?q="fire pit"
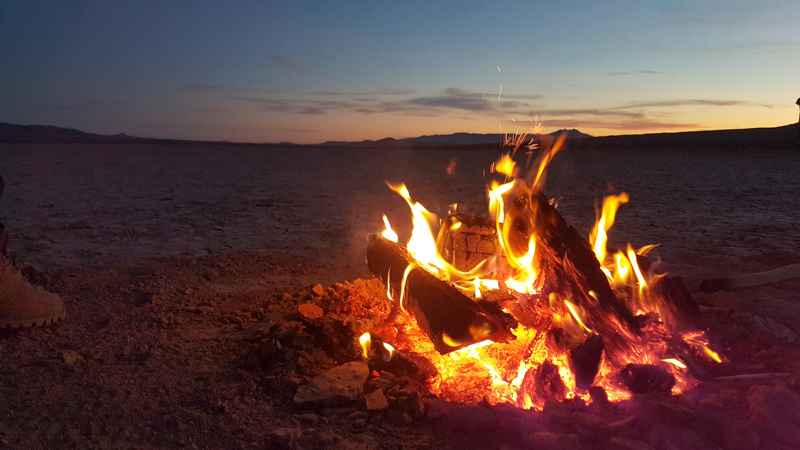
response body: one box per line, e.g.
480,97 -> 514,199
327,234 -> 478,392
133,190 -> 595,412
359,134 -> 722,409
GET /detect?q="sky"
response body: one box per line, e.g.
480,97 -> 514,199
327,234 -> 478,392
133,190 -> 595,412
1,1 -> 799,144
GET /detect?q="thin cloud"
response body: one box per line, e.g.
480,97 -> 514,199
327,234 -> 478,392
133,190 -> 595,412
312,89 -> 417,96
545,118 -> 703,131
268,54 -> 312,75
409,96 -> 490,112
608,70 -> 662,76
186,83 -> 226,91
610,99 -> 774,109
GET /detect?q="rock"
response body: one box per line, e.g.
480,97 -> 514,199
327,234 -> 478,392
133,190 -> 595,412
731,312 -> 799,344
609,437 -> 654,450
721,420 -> 760,450
704,290 -> 741,310
202,270 -> 219,280
425,399 -> 452,419
365,389 -> 389,411
186,305 -> 214,314
747,385 -> 800,447
266,427 -> 301,448
180,326 -> 219,342
293,361 -> 369,406
298,303 -> 324,319
570,412 -> 601,427
312,284 -> 325,297
443,405 -> 496,429
523,432 -> 581,450
61,350 -> 84,365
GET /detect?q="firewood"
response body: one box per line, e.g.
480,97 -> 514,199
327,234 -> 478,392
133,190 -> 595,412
651,275 -> 700,325
504,187 -> 640,332
700,263 -> 800,293
619,363 -> 675,394
569,335 -> 605,390
366,234 -> 513,354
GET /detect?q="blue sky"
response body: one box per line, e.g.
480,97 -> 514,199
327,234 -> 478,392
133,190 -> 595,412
1,1 -> 798,143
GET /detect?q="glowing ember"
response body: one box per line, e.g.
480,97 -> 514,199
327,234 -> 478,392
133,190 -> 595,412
368,141 -> 722,410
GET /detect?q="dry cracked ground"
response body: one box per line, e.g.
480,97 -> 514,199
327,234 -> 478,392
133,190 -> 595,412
1,144 -> 799,449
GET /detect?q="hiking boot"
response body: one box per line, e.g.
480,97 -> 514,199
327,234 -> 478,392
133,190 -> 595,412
0,255 -> 65,328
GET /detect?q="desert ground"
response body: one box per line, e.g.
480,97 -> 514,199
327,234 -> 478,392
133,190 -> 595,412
1,143 -> 799,449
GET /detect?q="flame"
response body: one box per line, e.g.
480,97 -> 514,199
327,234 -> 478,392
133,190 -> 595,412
359,333 -> 371,359
374,139 -> 721,410
590,193 -> 629,264
564,300 -> 593,334
380,215 -> 398,243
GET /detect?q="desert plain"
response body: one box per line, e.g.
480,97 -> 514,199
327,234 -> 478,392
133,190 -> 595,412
1,143 -> 799,449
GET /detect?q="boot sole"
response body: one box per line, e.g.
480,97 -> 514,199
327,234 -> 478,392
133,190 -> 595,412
0,310 -> 66,329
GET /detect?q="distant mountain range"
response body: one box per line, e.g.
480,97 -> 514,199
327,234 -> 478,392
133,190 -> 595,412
318,129 -> 592,148
1,122 -> 797,150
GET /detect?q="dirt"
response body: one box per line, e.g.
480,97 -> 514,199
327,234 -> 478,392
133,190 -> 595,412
1,143 -> 799,449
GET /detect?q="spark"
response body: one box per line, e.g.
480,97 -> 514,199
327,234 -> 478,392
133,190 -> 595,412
498,84 -> 503,101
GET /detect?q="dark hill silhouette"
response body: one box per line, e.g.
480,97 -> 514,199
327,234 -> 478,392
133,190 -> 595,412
318,129 -> 591,148
0,123 -> 150,143
1,122 -> 796,150
573,124 -> 798,151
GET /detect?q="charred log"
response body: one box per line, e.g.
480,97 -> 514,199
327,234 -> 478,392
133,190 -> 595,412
569,335 -> 605,390
526,361 -> 568,403
365,337 -> 439,383
619,363 -> 676,394
651,275 -> 700,325
366,234 -> 513,354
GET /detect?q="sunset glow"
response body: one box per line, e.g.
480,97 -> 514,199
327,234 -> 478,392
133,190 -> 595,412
1,1 -> 798,143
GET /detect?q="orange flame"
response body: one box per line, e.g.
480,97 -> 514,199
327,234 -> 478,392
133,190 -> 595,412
372,139 -> 721,410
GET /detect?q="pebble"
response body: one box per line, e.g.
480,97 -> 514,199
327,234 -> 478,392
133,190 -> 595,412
266,427 -> 301,449
298,303 -> 324,319
61,350 -> 84,365
365,389 -> 389,411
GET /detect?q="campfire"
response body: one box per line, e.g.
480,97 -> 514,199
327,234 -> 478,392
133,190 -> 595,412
360,134 -> 722,409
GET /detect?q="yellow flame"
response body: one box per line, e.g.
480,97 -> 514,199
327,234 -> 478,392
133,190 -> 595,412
661,358 -> 687,369
488,180 -> 515,225
359,333 -> 371,359
565,300 -> 593,334
529,132 -> 566,190
495,154 -> 517,178
380,215 -> 398,243
590,193 -> 629,264
383,342 -> 395,360
399,263 -> 414,312
627,244 -> 649,296
702,346 -> 723,363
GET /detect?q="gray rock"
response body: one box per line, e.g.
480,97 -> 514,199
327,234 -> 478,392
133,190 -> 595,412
608,437 -> 654,450
293,361 -> 369,406
443,405 -> 497,429
523,432 -> 581,450
747,385 -> 800,447
731,313 -> 799,344
266,427 -> 301,449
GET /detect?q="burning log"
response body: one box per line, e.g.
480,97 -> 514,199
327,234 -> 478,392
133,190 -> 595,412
619,364 -> 676,394
366,234 -> 513,354
569,335 -> 605,390
504,186 -> 641,332
651,275 -> 700,325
